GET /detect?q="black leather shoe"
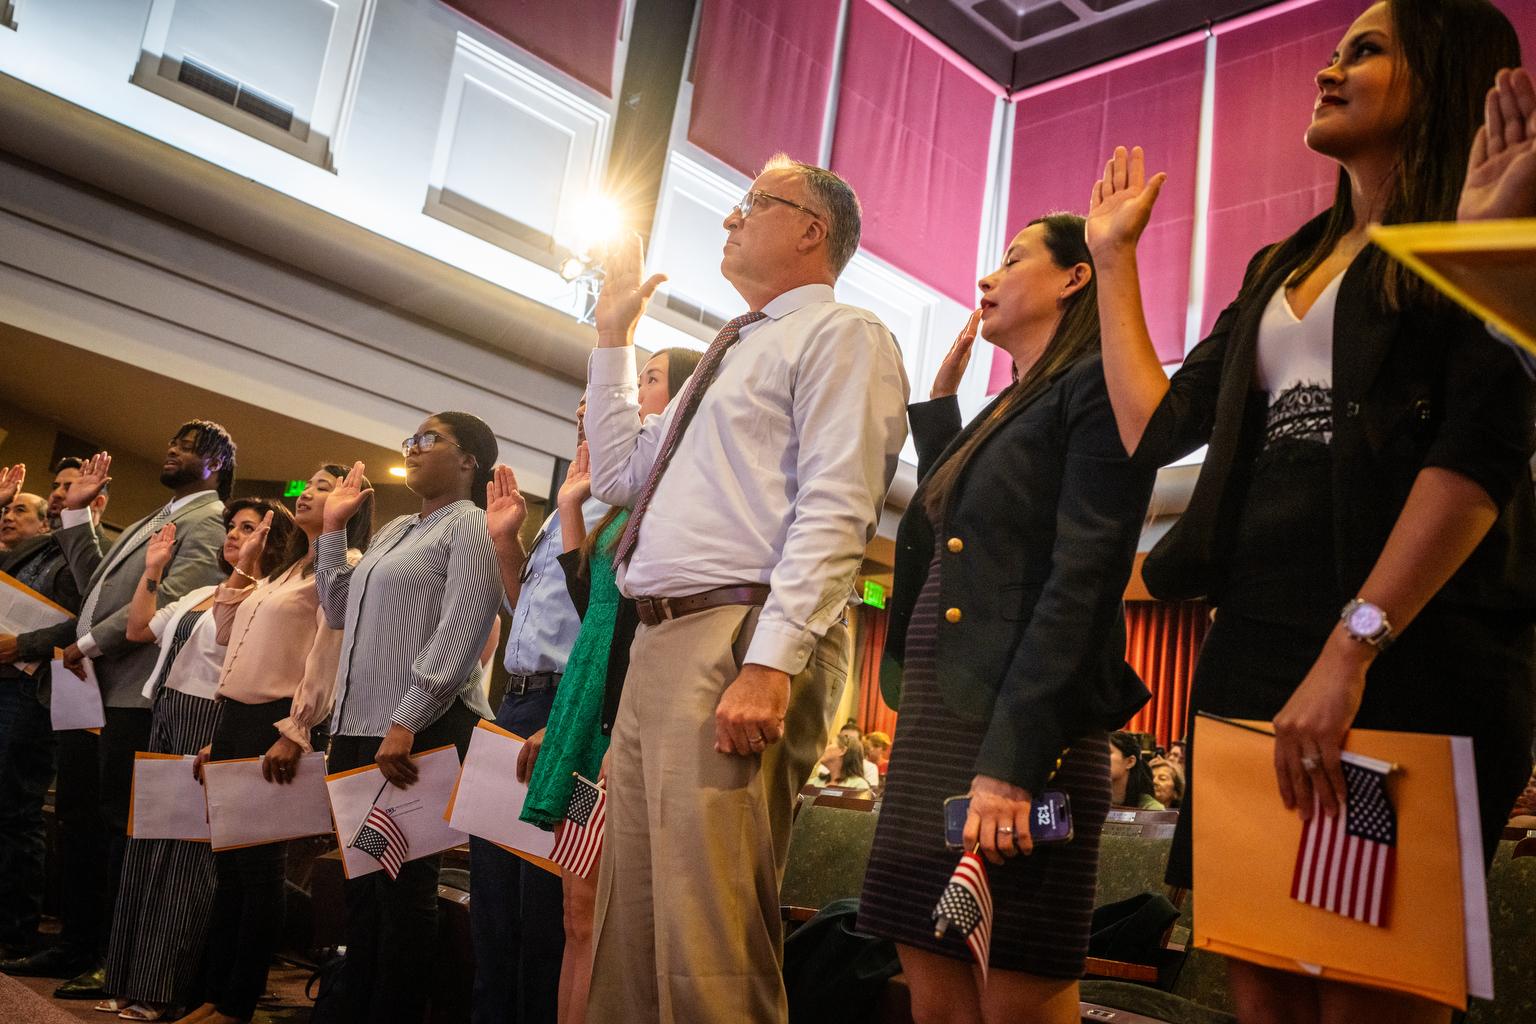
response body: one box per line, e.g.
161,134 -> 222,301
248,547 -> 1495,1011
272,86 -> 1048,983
53,963 -> 107,999
0,945 -> 93,978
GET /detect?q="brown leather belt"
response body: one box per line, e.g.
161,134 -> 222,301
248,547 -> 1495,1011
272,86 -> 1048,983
633,584 -> 771,627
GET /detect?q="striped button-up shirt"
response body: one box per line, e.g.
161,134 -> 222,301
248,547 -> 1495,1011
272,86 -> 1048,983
316,500 -> 501,736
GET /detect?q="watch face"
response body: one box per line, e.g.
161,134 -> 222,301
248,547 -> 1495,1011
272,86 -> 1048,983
1348,604 -> 1384,636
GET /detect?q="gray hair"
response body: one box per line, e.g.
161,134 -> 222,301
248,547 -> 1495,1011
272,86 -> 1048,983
762,154 -> 862,278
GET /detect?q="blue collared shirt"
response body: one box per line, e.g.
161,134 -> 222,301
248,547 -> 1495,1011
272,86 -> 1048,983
502,494 -> 610,676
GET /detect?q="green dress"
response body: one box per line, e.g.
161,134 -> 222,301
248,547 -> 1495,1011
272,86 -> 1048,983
520,511 -> 627,829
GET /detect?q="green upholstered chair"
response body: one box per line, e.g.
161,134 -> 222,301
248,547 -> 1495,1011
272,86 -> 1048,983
1466,840 -> 1536,1024
780,792 -> 881,920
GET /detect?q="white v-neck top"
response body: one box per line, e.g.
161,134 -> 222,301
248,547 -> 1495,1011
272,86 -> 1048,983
1255,273 -> 1342,446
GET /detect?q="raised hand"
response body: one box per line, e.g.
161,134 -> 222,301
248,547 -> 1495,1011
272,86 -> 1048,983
1086,146 -> 1167,260
594,232 -> 667,348
557,442 -> 592,512
0,464 -> 24,507
237,510 -> 273,577
931,309 -> 982,400
485,463 -> 528,549
322,461 -> 372,533
143,523 -> 178,576
1460,68 -> 1536,222
63,452 -> 111,510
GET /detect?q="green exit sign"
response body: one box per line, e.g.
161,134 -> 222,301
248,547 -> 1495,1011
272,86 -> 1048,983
283,480 -> 305,498
862,580 -> 886,609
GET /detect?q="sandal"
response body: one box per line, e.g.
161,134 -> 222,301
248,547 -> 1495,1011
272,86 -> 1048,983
95,1000 -> 130,1013
118,1005 -> 167,1022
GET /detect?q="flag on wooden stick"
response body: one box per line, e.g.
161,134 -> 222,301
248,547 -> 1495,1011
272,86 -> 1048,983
550,774 -> 606,879
352,805 -> 408,880
1291,753 -> 1398,927
933,850 -> 993,981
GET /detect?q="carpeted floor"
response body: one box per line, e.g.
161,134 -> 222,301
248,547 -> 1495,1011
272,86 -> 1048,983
2,964 -> 315,1023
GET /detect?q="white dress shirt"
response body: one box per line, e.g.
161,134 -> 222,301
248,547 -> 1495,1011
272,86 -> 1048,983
63,489 -> 218,659
585,283 -> 910,675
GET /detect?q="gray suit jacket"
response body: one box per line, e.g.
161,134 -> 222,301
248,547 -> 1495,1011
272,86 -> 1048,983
56,492 -> 227,708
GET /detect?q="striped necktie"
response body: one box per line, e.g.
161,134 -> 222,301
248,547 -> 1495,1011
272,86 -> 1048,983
613,311 -> 767,565
78,503 -> 174,637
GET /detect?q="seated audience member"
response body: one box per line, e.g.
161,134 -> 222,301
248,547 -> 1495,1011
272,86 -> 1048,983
101,499 -> 293,1021
1149,756 -> 1184,810
1509,763 -> 1536,828
865,730 -> 892,780
0,461 -> 95,958
813,732 -> 880,790
0,491 -> 49,552
1110,732 -> 1164,811
1459,66 -> 1536,221
815,737 -> 874,798
1164,739 -> 1187,774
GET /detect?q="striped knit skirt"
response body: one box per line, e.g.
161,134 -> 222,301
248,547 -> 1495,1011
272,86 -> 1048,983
103,687 -> 220,1005
858,552 -> 1112,978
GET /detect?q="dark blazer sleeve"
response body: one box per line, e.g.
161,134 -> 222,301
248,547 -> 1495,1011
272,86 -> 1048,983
1136,244 -> 1276,469
1421,311 -> 1536,508
14,557 -> 83,663
557,549 -> 591,620
974,371 -> 1155,794
908,396 -> 965,482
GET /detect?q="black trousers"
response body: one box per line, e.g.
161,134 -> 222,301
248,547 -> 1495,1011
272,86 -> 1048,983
329,701 -> 478,1024
0,674 -> 55,946
55,727 -> 106,959
203,697 -> 294,1019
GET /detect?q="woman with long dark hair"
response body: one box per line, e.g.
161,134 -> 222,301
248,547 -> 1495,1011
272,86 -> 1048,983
858,214 -> 1156,1024
317,413 -> 504,1024
179,466 -> 373,1024
1088,2 -> 1532,1020
515,346 -> 699,1024
101,498 -> 294,1021
1108,731 -> 1163,810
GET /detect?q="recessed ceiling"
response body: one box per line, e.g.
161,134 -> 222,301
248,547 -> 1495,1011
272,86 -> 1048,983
0,323 -> 403,482
886,0 -> 1276,90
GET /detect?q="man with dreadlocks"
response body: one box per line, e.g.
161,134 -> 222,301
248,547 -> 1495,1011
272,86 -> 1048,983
0,421 -> 235,999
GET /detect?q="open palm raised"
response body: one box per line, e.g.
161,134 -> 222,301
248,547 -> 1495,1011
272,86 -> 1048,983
1086,146 -> 1167,259
593,233 -> 668,347
485,463 -> 528,548
0,464 -> 23,507
323,461 -> 373,533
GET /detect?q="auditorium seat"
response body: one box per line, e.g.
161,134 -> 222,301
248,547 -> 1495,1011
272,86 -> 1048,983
1466,840 -> 1536,1024
780,790 -> 880,923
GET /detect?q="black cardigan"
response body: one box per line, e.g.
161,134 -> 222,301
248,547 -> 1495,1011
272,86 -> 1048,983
1140,213 -> 1536,615
880,355 -> 1156,794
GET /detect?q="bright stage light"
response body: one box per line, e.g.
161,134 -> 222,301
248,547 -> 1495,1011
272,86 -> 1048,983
389,466 -> 408,478
570,193 -> 627,255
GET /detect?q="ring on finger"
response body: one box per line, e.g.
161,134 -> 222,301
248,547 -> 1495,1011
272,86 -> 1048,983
1300,755 -> 1321,772
997,825 -> 1015,835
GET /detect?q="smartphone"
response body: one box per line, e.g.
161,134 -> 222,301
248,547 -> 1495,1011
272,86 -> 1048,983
943,791 -> 1073,850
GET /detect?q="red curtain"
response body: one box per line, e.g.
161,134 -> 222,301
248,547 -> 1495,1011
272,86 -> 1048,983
852,605 -> 898,738
829,0 -> 999,307
440,0 -> 625,96
1122,600 -> 1209,745
687,0 -> 843,176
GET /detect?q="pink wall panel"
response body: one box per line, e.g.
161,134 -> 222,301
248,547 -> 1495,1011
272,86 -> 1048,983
442,0 -> 624,97
687,0 -> 842,177
830,0 -> 996,307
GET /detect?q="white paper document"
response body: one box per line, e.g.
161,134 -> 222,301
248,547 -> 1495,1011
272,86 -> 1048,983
0,570 -> 72,634
447,721 -> 557,866
203,751 -> 334,851
129,753 -> 210,841
326,745 -> 467,878
49,656 -> 104,731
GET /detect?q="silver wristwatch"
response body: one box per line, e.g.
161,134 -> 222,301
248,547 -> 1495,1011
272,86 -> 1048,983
1340,598 -> 1394,650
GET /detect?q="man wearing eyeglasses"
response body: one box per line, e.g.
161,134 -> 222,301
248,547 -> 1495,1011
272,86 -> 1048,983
583,155 -> 909,1023
471,400 -> 606,1024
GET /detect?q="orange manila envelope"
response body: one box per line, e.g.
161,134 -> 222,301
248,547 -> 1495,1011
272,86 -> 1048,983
1193,716 -> 1478,1008
443,720 -> 560,876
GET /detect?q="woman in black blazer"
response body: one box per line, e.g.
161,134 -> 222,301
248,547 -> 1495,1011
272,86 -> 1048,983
858,214 -> 1155,1024
1087,1 -> 1531,1020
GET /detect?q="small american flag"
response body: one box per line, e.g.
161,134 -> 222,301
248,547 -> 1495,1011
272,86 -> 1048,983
549,774 -> 606,879
352,805 -> 409,880
932,850 -> 993,981
1290,754 -> 1397,927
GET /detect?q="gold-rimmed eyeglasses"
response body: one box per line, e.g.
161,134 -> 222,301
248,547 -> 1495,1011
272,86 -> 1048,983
733,189 -> 825,223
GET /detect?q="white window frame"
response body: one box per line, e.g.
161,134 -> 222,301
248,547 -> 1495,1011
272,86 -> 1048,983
422,33 -> 613,273
130,0 -> 376,170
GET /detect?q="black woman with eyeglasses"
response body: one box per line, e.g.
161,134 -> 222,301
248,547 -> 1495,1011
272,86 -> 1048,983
316,411 -> 503,1024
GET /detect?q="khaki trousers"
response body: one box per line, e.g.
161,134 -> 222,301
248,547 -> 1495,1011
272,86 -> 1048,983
587,604 -> 850,1024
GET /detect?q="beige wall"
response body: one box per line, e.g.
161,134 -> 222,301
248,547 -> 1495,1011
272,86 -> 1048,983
0,398 -> 177,529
